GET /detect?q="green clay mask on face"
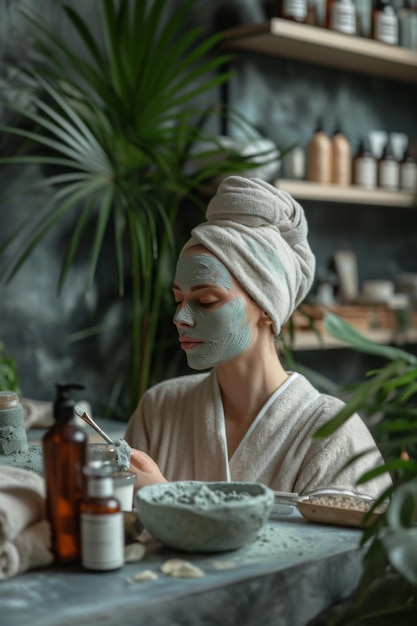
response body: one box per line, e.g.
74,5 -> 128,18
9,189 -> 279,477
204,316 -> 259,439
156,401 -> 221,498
174,255 -> 251,370
174,254 -> 232,292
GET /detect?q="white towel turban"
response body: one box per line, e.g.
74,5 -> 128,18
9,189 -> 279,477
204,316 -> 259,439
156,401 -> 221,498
181,176 -> 316,335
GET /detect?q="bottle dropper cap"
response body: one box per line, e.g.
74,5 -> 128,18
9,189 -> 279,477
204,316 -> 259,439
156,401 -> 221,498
84,464 -> 114,498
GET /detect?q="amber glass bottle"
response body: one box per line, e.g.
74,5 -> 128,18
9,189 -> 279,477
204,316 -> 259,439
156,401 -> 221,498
43,383 -> 87,564
277,0 -> 308,22
80,466 -> 124,571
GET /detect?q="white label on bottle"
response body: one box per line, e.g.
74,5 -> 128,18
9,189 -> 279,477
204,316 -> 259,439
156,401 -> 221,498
354,156 -> 377,188
400,162 -> 417,191
331,3 -> 356,34
379,160 -> 399,189
283,0 -> 307,20
375,13 -> 399,45
81,512 -> 124,570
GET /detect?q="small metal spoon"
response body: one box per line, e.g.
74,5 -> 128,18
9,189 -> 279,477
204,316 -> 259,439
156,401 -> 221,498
74,404 -> 114,444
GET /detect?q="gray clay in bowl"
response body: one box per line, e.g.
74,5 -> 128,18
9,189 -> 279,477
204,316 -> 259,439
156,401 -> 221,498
134,480 -> 274,552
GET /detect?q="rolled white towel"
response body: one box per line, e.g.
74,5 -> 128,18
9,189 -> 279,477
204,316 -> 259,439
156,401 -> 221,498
0,520 -> 54,580
0,467 -> 45,542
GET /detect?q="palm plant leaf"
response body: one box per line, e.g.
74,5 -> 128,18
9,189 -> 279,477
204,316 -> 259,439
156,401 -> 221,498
0,0 -> 272,417
316,311 -> 417,619
323,312 -> 417,364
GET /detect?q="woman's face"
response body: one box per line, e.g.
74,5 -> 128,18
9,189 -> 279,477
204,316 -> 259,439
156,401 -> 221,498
172,250 -> 257,370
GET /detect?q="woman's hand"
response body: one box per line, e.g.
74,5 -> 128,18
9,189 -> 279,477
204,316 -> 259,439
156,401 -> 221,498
129,447 -> 168,490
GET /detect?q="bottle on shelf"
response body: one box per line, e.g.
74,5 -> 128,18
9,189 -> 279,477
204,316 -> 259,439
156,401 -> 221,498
326,0 -> 357,35
277,0 -> 308,22
306,1 -> 318,25
80,465 -> 124,572
43,383 -> 87,564
398,0 -> 417,49
284,145 -> 306,179
371,0 -> 399,45
377,137 -> 400,189
352,138 -> 377,189
354,0 -> 373,37
399,143 -> 417,191
331,127 -> 351,185
309,0 -> 327,26
307,123 -> 332,183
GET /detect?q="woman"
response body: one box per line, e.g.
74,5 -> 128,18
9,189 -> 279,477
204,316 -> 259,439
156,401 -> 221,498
125,176 -> 390,497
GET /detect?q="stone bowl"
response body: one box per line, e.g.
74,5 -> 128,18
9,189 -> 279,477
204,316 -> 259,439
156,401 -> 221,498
134,480 -> 274,552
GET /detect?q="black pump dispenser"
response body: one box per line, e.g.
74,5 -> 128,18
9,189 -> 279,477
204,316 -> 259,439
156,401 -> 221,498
53,383 -> 84,422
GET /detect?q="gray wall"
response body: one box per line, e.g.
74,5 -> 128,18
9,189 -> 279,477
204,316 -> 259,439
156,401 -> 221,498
0,0 -> 416,419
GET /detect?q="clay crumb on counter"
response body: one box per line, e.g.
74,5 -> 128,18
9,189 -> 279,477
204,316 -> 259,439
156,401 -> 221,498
127,570 -> 159,583
161,559 -> 205,578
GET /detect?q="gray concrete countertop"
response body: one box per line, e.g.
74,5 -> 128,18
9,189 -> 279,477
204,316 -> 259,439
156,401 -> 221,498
0,509 -> 366,626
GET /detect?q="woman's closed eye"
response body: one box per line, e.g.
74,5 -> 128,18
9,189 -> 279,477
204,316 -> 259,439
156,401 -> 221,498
198,299 -> 219,309
173,299 -> 218,310
172,285 -> 224,310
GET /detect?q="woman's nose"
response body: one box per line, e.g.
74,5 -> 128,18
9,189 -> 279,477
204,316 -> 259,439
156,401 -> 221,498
173,303 -> 195,327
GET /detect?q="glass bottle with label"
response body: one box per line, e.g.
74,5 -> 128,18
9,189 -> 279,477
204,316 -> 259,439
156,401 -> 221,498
43,383 -> 87,564
399,145 -> 417,191
326,0 -> 357,34
377,138 -> 399,190
352,139 -> 377,189
371,0 -> 399,45
277,0 -> 308,22
80,465 -> 124,571
398,0 -> 417,49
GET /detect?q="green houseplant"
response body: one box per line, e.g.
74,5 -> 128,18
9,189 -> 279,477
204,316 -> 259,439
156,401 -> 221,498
309,313 -> 417,625
0,341 -> 19,393
0,0 -> 278,418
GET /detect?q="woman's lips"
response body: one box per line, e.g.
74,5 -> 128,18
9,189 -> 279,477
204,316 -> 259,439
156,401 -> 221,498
179,337 -> 204,350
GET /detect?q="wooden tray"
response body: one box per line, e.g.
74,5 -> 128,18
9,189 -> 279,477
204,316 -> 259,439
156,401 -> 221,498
297,499 -> 382,528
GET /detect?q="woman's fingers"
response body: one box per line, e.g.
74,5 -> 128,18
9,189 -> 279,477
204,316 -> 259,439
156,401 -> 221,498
129,448 -> 168,489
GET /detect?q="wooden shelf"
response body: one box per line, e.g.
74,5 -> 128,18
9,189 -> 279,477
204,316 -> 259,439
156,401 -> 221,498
275,179 -> 416,207
283,327 -> 417,351
222,19 -> 417,84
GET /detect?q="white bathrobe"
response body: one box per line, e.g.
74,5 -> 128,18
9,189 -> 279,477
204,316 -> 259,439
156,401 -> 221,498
125,370 -> 390,497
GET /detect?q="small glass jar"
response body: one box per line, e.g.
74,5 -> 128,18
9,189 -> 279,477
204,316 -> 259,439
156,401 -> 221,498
112,470 -> 136,511
0,390 -> 27,455
87,443 -> 118,465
